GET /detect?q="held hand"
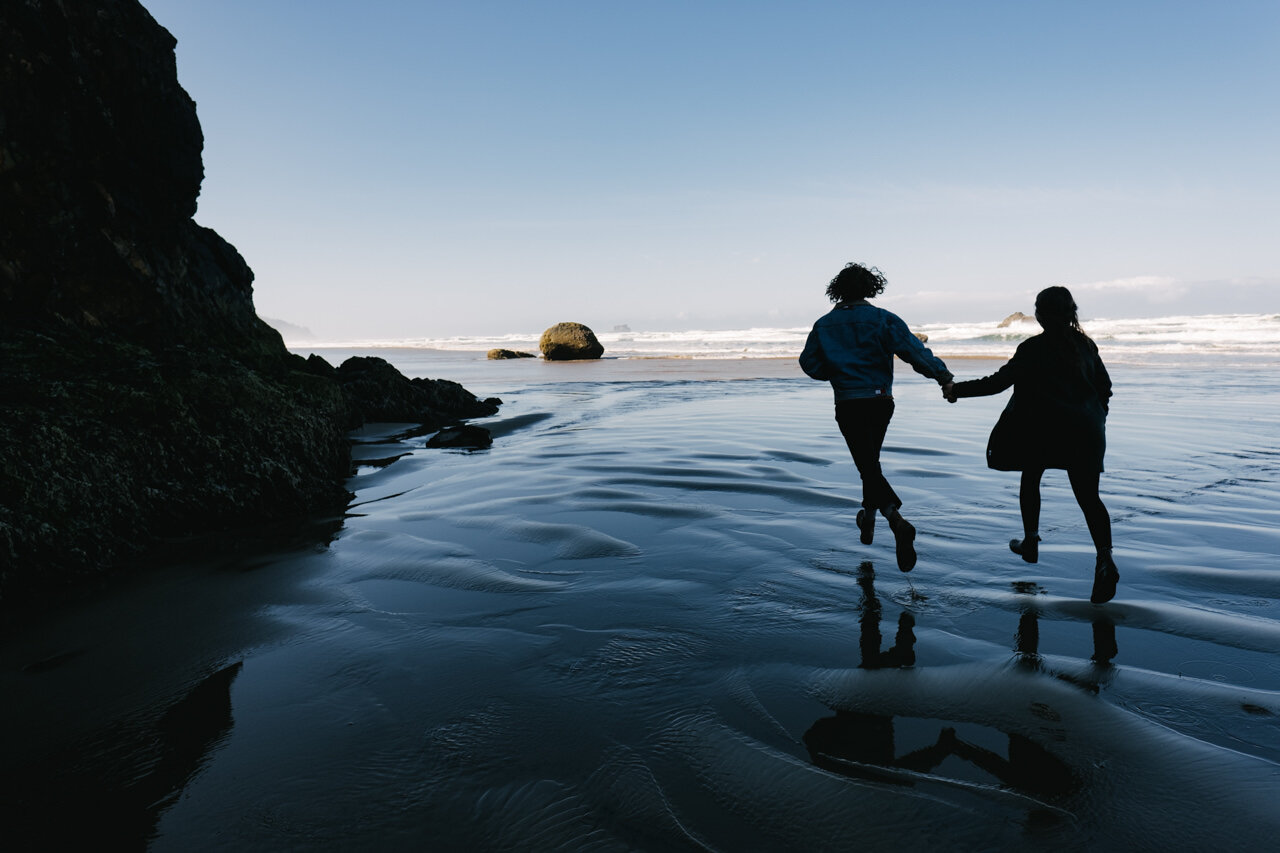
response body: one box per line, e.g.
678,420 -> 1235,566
942,382 -> 958,404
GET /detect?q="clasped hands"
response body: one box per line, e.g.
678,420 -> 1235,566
942,382 -> 958,403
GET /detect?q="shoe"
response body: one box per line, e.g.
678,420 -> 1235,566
888,511 -> 916,572
1090,552 -> 1120,604
1009,535 -> 1040,564
856,508 -> 875,545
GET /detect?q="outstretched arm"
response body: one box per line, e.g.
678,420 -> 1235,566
951,347 -> 1025,399
888,316 -> 953,387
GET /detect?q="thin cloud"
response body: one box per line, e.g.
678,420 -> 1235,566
1072,276 -> 1187,303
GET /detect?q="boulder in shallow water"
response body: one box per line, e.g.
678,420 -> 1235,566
539,322 -> 604,360
913,331 -> 929,343
998,312 -> 1036,328
487,348 -> 535,360
425,425 -> 492,450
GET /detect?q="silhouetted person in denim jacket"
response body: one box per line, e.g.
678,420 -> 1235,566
800,263 -> 954,571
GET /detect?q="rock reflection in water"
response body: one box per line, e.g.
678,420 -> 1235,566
6,660 -> 243,851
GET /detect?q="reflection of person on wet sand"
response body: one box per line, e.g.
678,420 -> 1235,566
804,564 -> 949,778
928,608 -> 1115,799
1090,617 -> 1118,665
856,564 -> 915,670
934,727 -> 1079,799
1013,606 -> 1119,691
1017,609 -> 1117,666
804,567 -> 1088,800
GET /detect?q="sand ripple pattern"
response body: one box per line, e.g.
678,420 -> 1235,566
7,366 -> 1279,850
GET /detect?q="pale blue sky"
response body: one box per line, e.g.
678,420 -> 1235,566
143,0 -> 1279,338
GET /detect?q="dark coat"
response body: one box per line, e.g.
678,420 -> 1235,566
953,330 -> 1112,472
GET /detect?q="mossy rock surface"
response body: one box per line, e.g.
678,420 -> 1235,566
539,322 -> 604,360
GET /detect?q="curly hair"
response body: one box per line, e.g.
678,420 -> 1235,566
826,263 -> 887,303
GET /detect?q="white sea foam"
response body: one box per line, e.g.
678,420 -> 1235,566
289,313 -> 1280,363
917,313 -> 1280,361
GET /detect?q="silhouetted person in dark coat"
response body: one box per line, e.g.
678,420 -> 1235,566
800,262 -> 955,571
946,286 -> 1119,603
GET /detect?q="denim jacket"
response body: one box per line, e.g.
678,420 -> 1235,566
799,301 -> 953,400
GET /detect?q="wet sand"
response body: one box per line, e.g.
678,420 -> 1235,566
3,356 -> 1278,850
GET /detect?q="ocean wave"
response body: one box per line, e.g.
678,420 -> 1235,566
288,313 -> 1280,361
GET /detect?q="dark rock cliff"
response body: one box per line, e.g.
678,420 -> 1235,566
0,0 -> 496,614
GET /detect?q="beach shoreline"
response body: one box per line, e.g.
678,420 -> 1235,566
4,356 -> 1278,850
280,311 -> 1280,368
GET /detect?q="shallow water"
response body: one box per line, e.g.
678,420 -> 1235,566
3,358 -> 1279,851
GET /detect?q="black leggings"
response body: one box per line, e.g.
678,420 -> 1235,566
1020,468 -> 1112,554
835,397 -> 901,515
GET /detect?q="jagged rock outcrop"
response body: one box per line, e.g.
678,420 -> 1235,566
539,322 -> 604,360
333,356 -> 499,427
0,0 -> 278,358
997,312 -> 1036,328
0,0 -> 495,614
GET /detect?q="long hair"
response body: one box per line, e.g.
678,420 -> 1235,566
826,263 -> 887,304
1036,286 -> 1093,367
1035,286 -> 1083,333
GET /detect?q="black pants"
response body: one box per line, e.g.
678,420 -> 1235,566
835,397 -> 901,515
1020,467 -> 1113,554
